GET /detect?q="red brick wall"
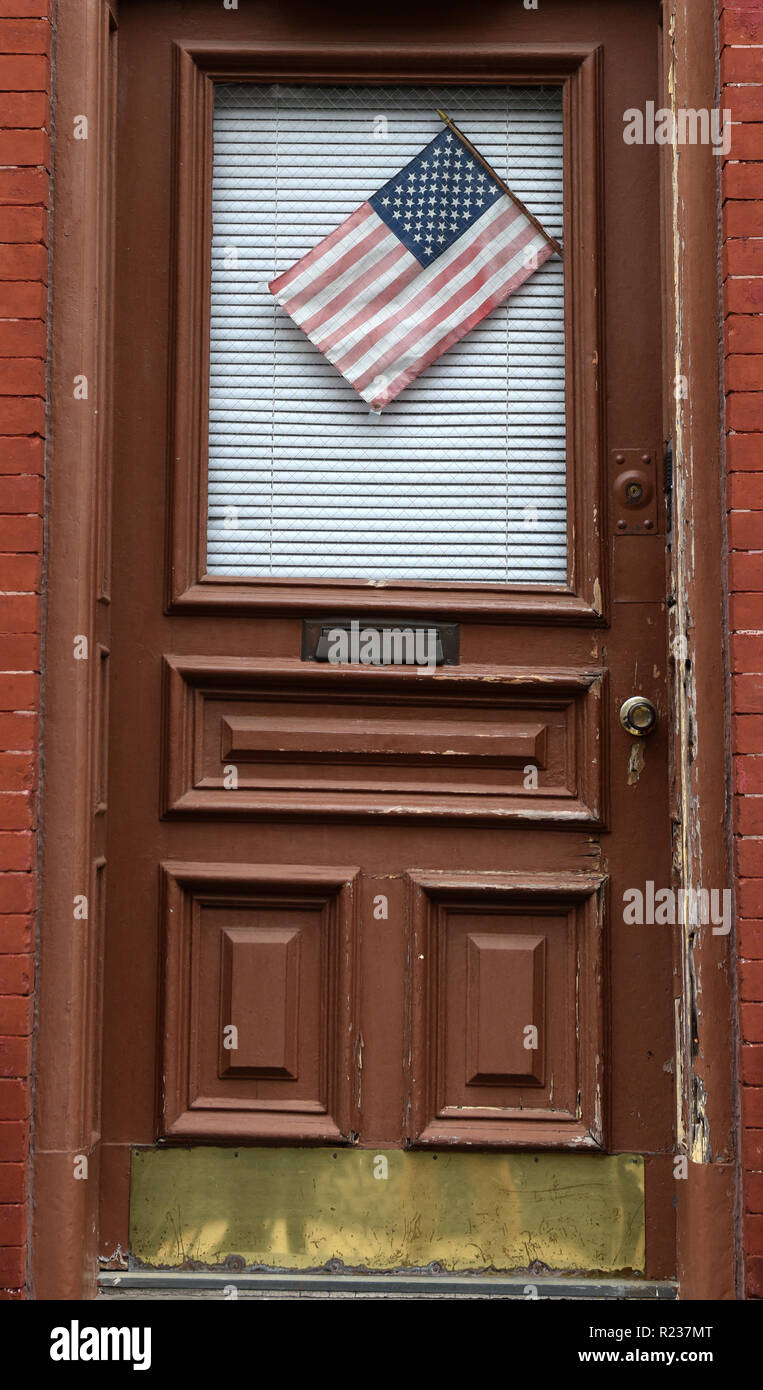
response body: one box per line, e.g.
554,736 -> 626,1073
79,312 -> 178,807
0,0 -> 49,1299
721,0 -> 763,1301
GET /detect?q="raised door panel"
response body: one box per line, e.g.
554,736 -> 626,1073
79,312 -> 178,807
159,863 -> 359,1141
406,871 -> 605,1148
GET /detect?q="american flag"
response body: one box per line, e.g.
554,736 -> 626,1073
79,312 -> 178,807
269,119 -> 558,410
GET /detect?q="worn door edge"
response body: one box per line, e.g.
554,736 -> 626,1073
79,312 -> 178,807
660,0 -> 738,1300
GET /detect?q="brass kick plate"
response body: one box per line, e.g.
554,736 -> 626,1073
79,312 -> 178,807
129,1147 -> 645,1274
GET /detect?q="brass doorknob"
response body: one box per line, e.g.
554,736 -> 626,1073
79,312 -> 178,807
619,695 -> 658,736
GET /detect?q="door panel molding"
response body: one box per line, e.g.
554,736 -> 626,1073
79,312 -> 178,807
161,654 -> 606,823
159,862 -> 359,1141
166,40 -> 606,623
404,870 -> 606,1149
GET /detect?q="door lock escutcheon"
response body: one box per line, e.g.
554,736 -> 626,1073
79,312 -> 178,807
611,449 -> 658,533
619,695 -> 658,736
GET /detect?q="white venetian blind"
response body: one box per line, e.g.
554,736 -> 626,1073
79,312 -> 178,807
207,84 -> 567,583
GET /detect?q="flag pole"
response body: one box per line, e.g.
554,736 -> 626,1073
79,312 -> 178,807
436,109 -> 563,258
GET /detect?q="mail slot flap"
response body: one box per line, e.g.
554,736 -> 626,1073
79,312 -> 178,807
302,619 -> 459,666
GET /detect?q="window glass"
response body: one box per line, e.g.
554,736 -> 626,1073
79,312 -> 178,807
207,84 -> 566,583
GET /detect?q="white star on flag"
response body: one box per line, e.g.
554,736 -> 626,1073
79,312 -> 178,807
269,114 -> 560,409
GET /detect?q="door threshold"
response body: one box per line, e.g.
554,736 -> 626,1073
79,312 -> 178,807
98,1271 -> 677,1300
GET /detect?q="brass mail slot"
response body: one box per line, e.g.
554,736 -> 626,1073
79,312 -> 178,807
301,618 -> 460,666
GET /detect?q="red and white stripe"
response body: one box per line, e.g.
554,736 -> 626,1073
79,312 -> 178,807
270,194 -> 554,409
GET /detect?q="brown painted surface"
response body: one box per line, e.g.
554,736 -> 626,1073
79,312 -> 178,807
92,0 -> 676,1275
662,0 -> 739,1300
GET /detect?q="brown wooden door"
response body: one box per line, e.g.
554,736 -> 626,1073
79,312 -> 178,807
101,1 -> 674,1280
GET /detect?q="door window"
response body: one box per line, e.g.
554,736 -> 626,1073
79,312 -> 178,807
207,84 -> 566,583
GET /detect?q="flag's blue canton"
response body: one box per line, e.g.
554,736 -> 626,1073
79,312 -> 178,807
368,128 -> 504,268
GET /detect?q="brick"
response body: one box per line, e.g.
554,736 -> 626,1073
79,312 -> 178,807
0,794 -> 34,830
727,396 -> 763,437
728,471 -> 763,508
0,54 -> 46,89
746,1256 -> 763,1298
730,554 -> 763,591
0,438 -> 43,474
726,277 -> 763,315
0,206 -> 45,243
733,714 -> 763,751
722,49 -> 763,85
725,237 -> 763,280
0,168 -> 46,206
0,279 -> 45,315
727,356 -> 763,391
0,479 -> 41,516
0,1035 -> 29,1076
725,124 -> 763,162
730,592 -> 763,627
0,716 -> 36,753
725,89 -> 763,125
0,997 -> 32,1035
0,556 -> 40,591
725,166 -> 763,202
0,1079 -> 27,1118
736,798 -> 763,833
0,20 -> 50,54
736,756 -> 763,793
742,1003 -> 763,1041
746,1171 -> 763,1212
0,754 -> 34,792
725,202 -> 763,241
0,359 -> 43,397
741,960 -> 763,999
720,8 -> 763,44
0,1164 -> 23,1204
0,516 -> 42,550
728,514 -> 761,550
0,917 -> 32,954
736,837 -> 763,874
743,1124 -> 763,1165
0,90 -> 46,126
0,1246 -> 24,1288
0,874 -> 33,912
739,920 -> 763,957
0,397 -> 44,435
745,1213 -> 763,1254
0,836 -> 33,872
0,676 -> 38,712
0,1 -> 52,16
0,129 -> 48,166
727,434 -> 763,470
0,321 -> 45,357
0,244 -> 47,281
0,1203 -> 26,1246
731,635 -> 763,671
727,316 -> 763,355
739,879 -> 763,917
0,1120 -> 26,1161
0,592 -> 39,629
742,1084 -> 763,1125
734,676 -> 763,712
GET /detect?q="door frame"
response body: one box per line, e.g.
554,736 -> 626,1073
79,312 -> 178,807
33,0 -> 736,1299
168,39 -> 604,624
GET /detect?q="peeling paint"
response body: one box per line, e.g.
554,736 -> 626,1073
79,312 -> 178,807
627,740 -> 646,786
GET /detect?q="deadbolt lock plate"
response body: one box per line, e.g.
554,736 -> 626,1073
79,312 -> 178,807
611,449 -> 658,534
